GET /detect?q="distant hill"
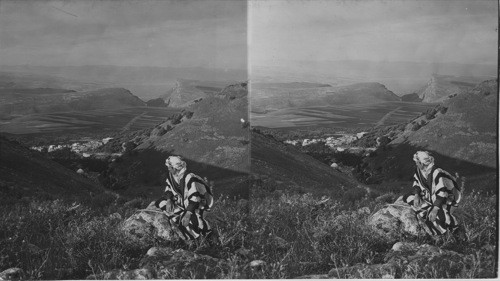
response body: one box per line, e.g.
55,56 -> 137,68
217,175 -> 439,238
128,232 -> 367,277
359,79 -> 497,184
0,87 -> 145,117
417,74 -> 485,103
251,81 -> 400,112
165,79 -> 237,108
0,71 -> 105,91
252,82 -> 332,89
1,65 -> 248,100
251,130 -> 360,196
252,60 -> 496,95
400,93 -> 422,102
0,136 -> 102,201
146,98 -> 168,107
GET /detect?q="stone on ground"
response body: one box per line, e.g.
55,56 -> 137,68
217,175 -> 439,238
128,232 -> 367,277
121,201 -> 182,242
368,196 -> 425,239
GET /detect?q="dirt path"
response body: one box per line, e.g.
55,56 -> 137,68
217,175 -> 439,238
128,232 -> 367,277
121,111 -> 147,132
375,106 -> 402,127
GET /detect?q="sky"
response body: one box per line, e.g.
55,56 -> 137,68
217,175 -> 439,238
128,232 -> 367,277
0,0 -> 497,73
0,0 -> 247,69
250,0 -> 498,67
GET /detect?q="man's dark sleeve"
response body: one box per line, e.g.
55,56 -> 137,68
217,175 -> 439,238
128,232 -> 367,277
186,202 -> 199,213
154,191 -> 174,209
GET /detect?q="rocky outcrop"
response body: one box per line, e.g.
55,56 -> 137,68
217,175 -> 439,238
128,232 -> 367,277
121,202 -> 182,242
0,268 -> 25,281
327,241 -> 481,278
368,196 -> 426,239
88,247 -> 230,280
417,74 -> 481,103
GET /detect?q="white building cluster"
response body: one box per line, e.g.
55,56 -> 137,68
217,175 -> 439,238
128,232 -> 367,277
284,132 -> 367,150
30,137 -> 113,155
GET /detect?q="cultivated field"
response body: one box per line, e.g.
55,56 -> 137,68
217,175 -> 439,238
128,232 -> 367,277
0,107 -> 180,135
251,101 -> 437,129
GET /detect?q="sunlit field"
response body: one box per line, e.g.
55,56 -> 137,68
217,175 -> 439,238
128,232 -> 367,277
251,102 -> 436,129
0,107 -> 180,135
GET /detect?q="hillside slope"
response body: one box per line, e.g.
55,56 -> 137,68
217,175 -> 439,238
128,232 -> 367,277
417,74 -> 485,103
359,79 -> 497,187
0,136 -> 102,201
251,130 -> 360,196
165,79 -> 238,108
139,82 -> 249,172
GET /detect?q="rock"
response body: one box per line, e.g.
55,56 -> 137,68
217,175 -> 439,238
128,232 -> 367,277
122,205 -> 182,242
235,247 -> 252,258
76,168 -> 85,174
145,246 -> 173,257
0,268 -> 25,280
96,249 -> 226,279
391,241 -> 418,252
328,242 -> 475,278
357,206 -> 370,215
375,193 -> 396,203
86,268 -> 155,280
368,196 -> 426,239
109,212 -> 122,221
250,260 -> 266,269
383,242 -> 475,278
330,163 -> 339,169
146,249 -> 226,279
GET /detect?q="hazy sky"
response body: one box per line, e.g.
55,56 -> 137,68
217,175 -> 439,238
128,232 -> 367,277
0,0 -> 247,69
250,0 -> 498,67
1,0 -> 497,71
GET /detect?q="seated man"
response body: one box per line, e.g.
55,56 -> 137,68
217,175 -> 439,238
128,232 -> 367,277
155,156 -> 213,240
403,151 -> 460,235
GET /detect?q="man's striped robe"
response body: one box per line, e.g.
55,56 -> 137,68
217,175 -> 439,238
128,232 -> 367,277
403,166 -> 459,235
156,171 -> 212,240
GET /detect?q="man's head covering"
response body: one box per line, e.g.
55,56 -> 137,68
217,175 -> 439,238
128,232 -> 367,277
165,155 -> 187,171
413,151 -> 434,167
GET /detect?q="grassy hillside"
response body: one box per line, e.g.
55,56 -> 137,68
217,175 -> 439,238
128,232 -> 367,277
165,79 -> 237,108
251,130 -> 361,197
139,82 -> 249,173
357,79 -> 497,193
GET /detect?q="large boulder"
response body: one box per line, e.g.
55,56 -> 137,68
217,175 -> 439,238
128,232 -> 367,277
0,268 -> 25,280
121,202 -> 182,242
327,242 -> 484,278
367,196 -> 426,239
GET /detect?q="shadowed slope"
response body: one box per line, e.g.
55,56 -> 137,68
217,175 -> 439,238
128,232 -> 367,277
251,130 -> 360,196
0,135 -> 102,201
137,82 -> 249,173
